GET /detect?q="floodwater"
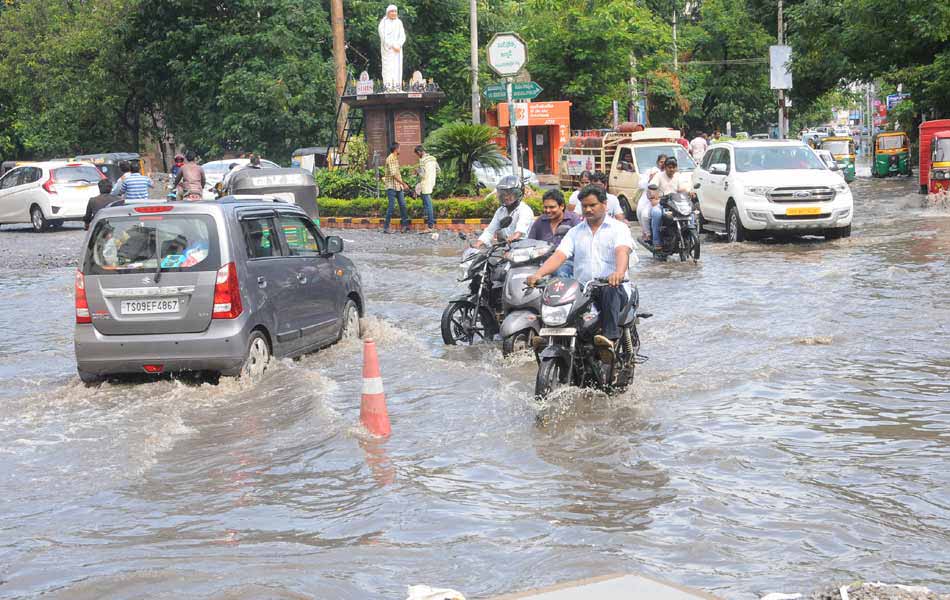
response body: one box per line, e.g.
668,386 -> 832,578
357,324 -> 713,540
1,175 -> 948,599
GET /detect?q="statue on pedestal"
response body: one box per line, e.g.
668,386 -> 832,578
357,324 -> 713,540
378,4 -> 406,92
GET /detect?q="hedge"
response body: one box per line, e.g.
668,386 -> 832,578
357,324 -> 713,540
319,196 -> 543,220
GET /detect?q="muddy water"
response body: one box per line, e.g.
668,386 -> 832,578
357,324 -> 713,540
1,177 -> 948,599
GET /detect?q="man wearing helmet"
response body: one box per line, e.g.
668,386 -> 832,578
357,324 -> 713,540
475,175 -> 535,248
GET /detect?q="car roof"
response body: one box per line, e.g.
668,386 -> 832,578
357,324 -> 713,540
94,198 -> 307,220
6,160 -> 99,169
711,140 -> 806,148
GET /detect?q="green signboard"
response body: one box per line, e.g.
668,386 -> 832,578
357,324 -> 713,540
482,81 -> 543,103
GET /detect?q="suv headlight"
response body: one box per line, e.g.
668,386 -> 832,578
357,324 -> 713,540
832,182 -> 850,193
541,304 -> 570,326
745,186 -> 772,197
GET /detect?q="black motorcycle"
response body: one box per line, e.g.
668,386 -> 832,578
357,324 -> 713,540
638,186 -> 701,262
441,217 -> 512,345
532,277 -> 648,400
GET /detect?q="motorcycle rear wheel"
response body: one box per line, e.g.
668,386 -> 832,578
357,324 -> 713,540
535,357 -> 569,400
441,302 -> 497,345
502,328 -> 534,357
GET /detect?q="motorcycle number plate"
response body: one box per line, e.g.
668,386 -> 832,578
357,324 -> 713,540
539,327 -> 577,337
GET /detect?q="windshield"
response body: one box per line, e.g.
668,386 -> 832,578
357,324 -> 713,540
202,162 -> 232,176
54,165 -> 103,184
634,145 -> 696,172
878,135 -> 907,150
84,214 -> 220,275
933,139 -> 950,162
823,141 -> 852,156
734,146 -> 826,172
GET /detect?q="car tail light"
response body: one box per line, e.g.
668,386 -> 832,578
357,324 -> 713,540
43,170 -> 57,195
143,364 -> 164,373
212,262 -> 243,319
134,205 -> 174,213
75,271 -> 91,324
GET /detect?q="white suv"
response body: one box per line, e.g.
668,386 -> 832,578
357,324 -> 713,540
0,161 -> 106,231
693,140 -> 853,241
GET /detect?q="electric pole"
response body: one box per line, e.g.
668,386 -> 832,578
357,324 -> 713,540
672,0 -> 678,71
777,0 -> 786,139
330,0 -> 348,140
470,0 -> 480,124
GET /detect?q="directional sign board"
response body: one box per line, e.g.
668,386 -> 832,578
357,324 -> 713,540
483,81 -> 543,103
487,32 -> 527,77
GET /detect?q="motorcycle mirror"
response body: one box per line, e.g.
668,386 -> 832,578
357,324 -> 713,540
648,184 -> 659,191
693,182 -> 701,190
458,231 -> 468,241
499,216 -> 513,228
555,224 -> 572,236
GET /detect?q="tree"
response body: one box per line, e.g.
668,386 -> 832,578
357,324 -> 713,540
424,122 -> 504,185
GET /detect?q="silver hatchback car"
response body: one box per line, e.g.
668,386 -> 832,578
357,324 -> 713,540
74,198 -> 364,383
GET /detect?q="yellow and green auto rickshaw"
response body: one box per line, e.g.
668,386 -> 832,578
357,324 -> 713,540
820,136 -> 856,182
872,132 -> 912,178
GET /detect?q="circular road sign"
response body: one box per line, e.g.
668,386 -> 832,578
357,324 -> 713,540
486,32 -> 527,77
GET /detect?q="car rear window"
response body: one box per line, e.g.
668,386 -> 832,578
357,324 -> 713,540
54,165 -> 103,184
84,214 -> 220,275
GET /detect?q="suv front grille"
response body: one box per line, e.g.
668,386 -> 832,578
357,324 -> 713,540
767,186 -> 835,203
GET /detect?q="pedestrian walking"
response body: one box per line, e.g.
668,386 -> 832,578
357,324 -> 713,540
111,161 -> 153,202
174,150 -> 206,201
83,179 -> 122,229
414,145 -> 438,232
383,143 -> 410,233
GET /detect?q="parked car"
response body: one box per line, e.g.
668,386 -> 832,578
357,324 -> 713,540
202,158 -> 280,200
0,161 -> 106,231
692,140 -> 853,241
473,158 -> 540,190
74,198 -> 364,384
814,149 -> 847,181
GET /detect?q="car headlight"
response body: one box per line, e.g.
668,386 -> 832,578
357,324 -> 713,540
832,183 -> 850,193
541,304 -> 570,327
745,186 -> 772,197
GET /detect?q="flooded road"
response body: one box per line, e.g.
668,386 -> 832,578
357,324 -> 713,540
1,175 -> 949,599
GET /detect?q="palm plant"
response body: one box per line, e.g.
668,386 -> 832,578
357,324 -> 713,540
424,122 -> 506,187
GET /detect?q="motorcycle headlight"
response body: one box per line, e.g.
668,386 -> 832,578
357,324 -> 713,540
505,244 -> 551,264
745,186 -> 772,197
541,304 -> 570,327
458,261 -> 473,281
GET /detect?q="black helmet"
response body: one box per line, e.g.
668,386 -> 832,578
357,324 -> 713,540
495,174 -> 524,208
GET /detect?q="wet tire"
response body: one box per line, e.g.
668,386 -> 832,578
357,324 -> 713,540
535,357 -> 568,400
30,205 -> 48,232
684,229 -> 701,261
726,204 -> 747,243
502,329 -> 533,357
77,369 -> 103,386
825,224 -> 852,240
340,299 -> 361,340
441,302 -> 497,345
240,331 -> 271,381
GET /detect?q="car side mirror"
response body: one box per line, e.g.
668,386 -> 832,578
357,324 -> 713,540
325,235 -> 344,255
829,162 -> 840,171
710,163 -> 728,175
693,182 -> 701,190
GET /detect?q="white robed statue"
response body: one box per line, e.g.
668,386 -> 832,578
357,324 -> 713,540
378,4 -> 406,92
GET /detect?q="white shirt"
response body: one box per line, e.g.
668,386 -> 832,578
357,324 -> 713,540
639,166 -> 662,190
573,191 -> 624,218
478,202 -> 534,245
652,171 -> 691,195
556,216 -> 634,284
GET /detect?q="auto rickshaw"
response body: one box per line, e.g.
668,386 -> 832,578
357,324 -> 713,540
71,152 -> 149,183
290,147 -> 329,174
926,130 -> 950,194
224,167 -> 320,224
872,132 -> 912,177
819,136 -> 856,182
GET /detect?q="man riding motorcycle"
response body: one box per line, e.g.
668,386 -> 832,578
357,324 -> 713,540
647,157 -> 692,252
526,184 -> 634,356
475,175 -> 535,248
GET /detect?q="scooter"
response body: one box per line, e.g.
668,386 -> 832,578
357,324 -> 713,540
637,184 -> 701,262
532,277 -> 648,400
498,238 -> 554,356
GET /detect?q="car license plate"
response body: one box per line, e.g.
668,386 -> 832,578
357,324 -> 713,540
121,298 -> 180,315
539,327 -> 576,337
786,206 -> 822,216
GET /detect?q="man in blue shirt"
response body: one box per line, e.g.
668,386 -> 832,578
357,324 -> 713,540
111,162 -> 154,202
528,189 -> 581,245
527,184 -> 633,352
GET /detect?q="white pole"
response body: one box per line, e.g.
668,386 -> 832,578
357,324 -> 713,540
470,0 -> 480,125
507,77 -> 518,176
672,1 -> 678,72
777,0 -> 786,139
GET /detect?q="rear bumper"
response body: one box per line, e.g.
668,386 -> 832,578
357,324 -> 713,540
74,318 -> 250,376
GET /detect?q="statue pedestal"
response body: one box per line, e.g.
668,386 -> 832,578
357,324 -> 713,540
342,88 -> 445,167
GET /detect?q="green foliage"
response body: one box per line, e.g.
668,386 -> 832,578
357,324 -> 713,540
424,122 -> 504,184
344,134 -> 370,173
319,195 -> 542,219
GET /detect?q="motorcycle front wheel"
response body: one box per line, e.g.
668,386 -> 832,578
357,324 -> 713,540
441,302 -> 497,345
684,228 -> 701,262
535,357 -> 569,400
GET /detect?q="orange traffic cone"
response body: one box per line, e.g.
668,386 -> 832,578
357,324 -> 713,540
359,338 -> 391,437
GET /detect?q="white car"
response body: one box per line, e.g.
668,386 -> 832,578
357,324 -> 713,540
201,158 -> 280,200
693,140 -> 853,241
814,149 -> 847,181
473,158 -> 540,190
0,161 -> 105,231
